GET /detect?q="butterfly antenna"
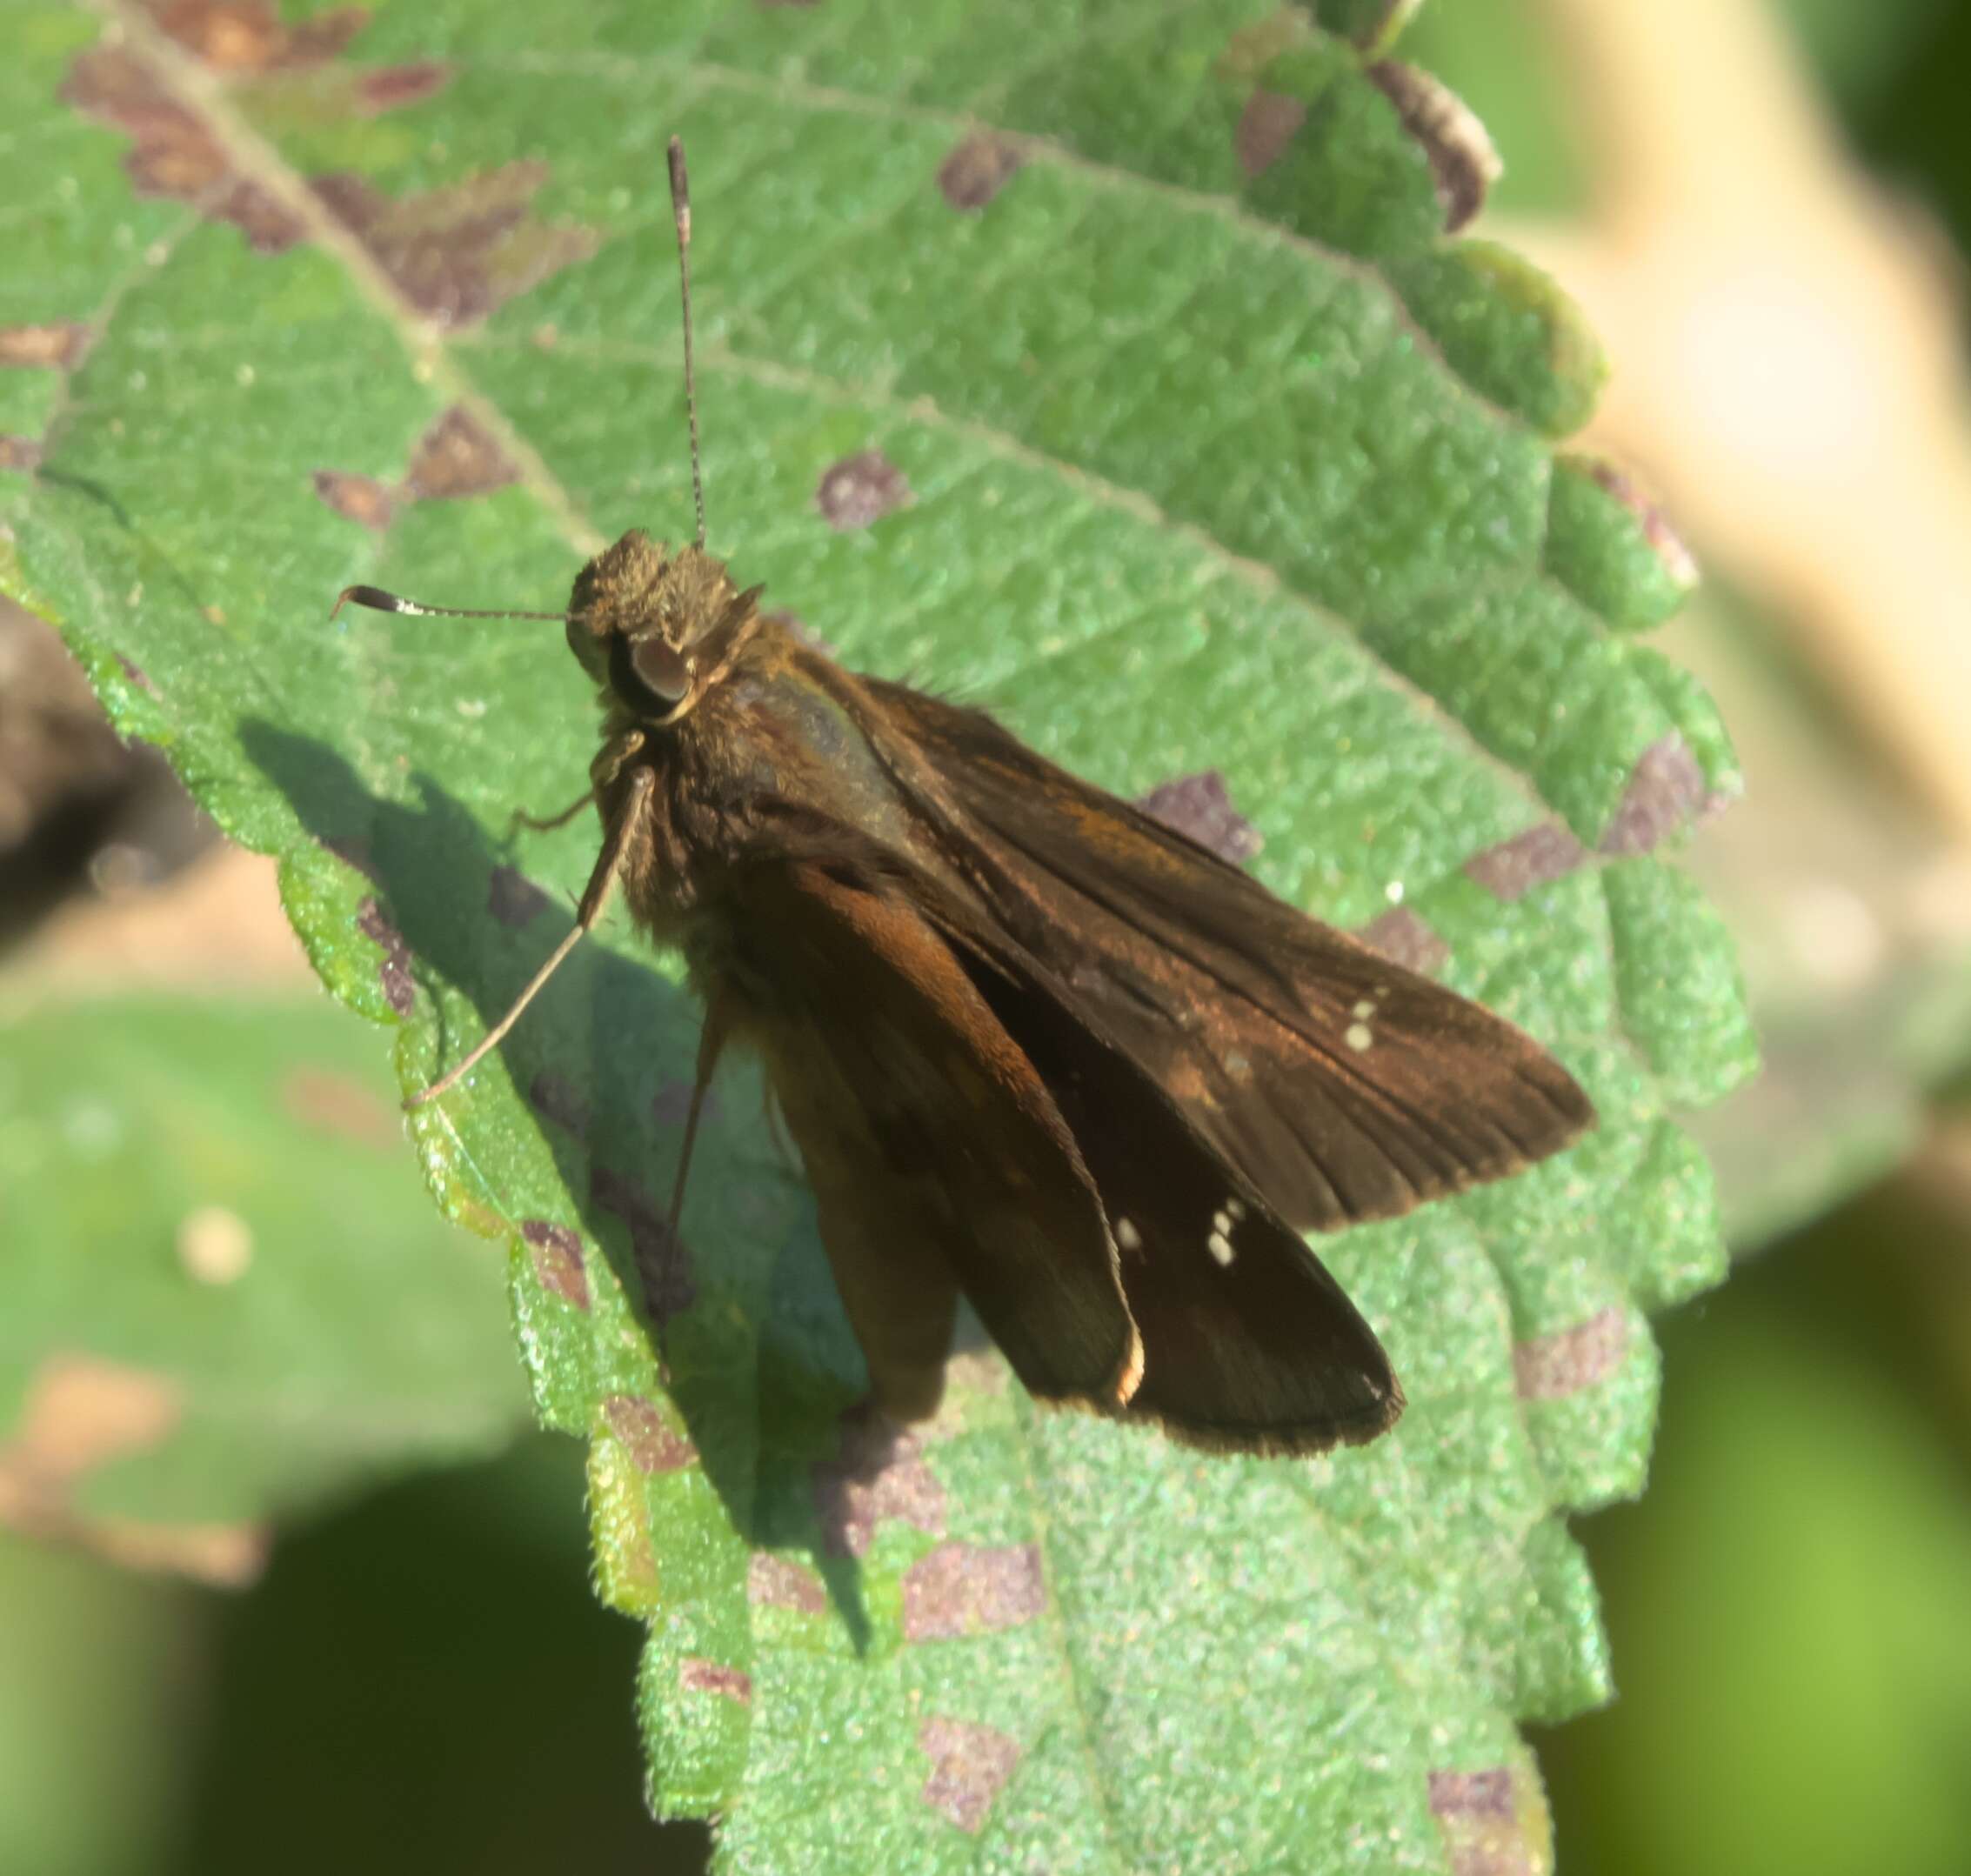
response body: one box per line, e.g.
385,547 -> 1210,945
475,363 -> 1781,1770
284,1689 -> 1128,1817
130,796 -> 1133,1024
330,585 -> 575,624
667,136 -> 707,553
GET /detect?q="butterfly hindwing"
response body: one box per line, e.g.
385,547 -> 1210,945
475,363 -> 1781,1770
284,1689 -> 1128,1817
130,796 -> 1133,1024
720,857 -> 1141,1420
955,941 -> 1401,1453
761,1089 -> 961,1425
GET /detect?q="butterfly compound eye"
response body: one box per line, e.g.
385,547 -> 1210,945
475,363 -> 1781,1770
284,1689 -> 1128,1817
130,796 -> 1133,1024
617,633 -> 691,706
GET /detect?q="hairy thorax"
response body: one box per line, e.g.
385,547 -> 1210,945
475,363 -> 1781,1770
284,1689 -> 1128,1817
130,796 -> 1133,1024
592,617 -> 939,1013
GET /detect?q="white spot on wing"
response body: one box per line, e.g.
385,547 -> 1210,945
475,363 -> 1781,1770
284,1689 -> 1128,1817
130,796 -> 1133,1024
1346,1021 -> 1373,1051
1207,1231 -> 1234,1266
1115,1217 -> 1142,1253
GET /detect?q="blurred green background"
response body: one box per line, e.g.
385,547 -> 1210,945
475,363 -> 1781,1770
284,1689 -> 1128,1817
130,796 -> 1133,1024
7,2 -> 1971,1872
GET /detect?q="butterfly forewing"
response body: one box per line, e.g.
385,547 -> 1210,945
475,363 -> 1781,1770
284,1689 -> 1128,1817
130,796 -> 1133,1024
845,676 -> 1596,1232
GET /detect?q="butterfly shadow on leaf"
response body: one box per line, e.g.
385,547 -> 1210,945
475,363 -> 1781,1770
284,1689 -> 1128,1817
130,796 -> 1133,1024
240,720 -> 888,1645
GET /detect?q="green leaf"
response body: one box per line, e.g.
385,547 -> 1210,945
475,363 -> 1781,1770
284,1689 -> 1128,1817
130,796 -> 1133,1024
0,991 -> 525,1574
2,3 -> 1754,1866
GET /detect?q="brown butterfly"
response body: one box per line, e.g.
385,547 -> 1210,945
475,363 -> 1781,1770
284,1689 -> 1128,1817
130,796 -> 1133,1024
336,140 -> 1594,1456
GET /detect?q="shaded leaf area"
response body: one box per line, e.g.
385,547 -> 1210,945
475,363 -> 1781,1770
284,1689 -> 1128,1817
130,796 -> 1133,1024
0,1438 -> 699,1876
0,1 -> 1754,1868
0,992 -> 526,1583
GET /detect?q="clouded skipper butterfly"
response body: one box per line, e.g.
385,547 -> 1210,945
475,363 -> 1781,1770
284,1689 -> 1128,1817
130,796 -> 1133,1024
334,139 -> 1594,1454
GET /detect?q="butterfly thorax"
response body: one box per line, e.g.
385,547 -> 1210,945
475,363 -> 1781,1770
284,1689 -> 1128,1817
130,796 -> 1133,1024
567,532 -> 952,988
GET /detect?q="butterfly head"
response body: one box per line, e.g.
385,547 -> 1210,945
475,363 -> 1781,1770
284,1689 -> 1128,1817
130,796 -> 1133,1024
567,529 -> 764,724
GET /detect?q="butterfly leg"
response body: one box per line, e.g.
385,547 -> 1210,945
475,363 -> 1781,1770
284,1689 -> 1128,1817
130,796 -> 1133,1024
653,989 -> 732,1377
507,792 -> 593,838
406,768 -> 655,1109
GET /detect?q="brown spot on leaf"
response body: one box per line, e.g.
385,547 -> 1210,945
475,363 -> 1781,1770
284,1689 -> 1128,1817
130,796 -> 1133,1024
1428,1769 -> 1515,1820
0,1364 -> 265,1580
116,653 -> 159,697
1426,1773 -> 1513,1820
144,0 -> 365,72
1235,90 -> 1306,178
311,469 -> 397,531
527,1070 -> 589,1138
1353,905 -> 1451,975
1513,1306 -> 1627,1401
902,1541 -> 1045,1640
402,405 -> 519,502
311,163 -> 599,329
281,1067 -> 399,1148
1599,734 -> 1709,856
488,864 -> 551,927
63,46 -> 304,251
355,61 -> 451,115
1368,62 -> 1501,235
0,323 -> 90,369
1463,821 -> 1587,902
812,1403 -> 945,1559
1428,1765 -> 1541,1876
747,1551 -> 827,1615
602,1394 -> 696,1473
354,895 -> 415,1016
1137,771 -> 1263,865
919,1716 -> 1021,1834
937,134 -> 1024,211
678,1658 -> 752,1701
4,1356 -> 181,1479
520,1219 -> 590,1310
1577,460 -> 1700,591
815,450 -> 912,532
0,437 -> 43,472
0,1485 -> 265,1585
590,1165 -> 695,1320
